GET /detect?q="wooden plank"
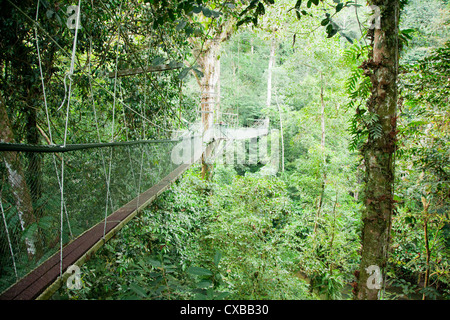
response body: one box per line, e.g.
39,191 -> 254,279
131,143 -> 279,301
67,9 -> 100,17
108,63 -> 183,78
0,163 -> 192,300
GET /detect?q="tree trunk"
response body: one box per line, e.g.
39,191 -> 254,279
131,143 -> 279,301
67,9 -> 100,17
275,94 -> 284,173
421,196 -> 431,300
198,38 -> 220,180
266,38 -> 276,109
355,0 -> 400,300
191,21 -> 234,180
314,73 -> 326,234
0,94 -> 41,260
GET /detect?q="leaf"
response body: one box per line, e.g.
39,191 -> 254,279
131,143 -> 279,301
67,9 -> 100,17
168,60 -> 182,68
295,0 -> 302,10
46,9 -> 54,19
326,22 -> 339,38
237,16 -> 252,27
215,292 -> 230,300
146,258 -> 162,268
152,56 -> 165,66
22,223 -> 38,241
224,2 -> 236,9
192,6 -> 202,14
256,3 -> 265,16
194,293 -> 207,300
214,250 -> 222,266
197,280 -> 213,288
176,20 -> 187,31
336,3 -> 344,12
211,10 -> 221,18
177,67 -> 191,80
129,283 -> 147,298
321,18 -> 329,26
38,216 -> 53,229
187,266 -> 213,276
192,68 -> 204,78
202,7 -> 212,18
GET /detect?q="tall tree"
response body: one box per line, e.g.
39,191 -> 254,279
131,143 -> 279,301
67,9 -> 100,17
188,4 -> 236,179
354,0 -> 401,300
266,37 -> 276,109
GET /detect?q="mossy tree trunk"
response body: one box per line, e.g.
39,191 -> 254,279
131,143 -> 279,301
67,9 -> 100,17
191,21 -> 234,180
0,94 -> 42,260
355,0 -> 400,300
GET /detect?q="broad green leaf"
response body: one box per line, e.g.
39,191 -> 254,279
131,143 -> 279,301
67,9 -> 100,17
152,56 -> 165,66
37,216 -> 53,229
215,292 -> 230,300
187,266 -> 213,276
177,67 -> 191,80
192,68 -> 204,78
214,250 -> 222,266
176,20 -> 187,31
336,3 -> 344,12
129,283 -> 147,298
194,293 -> 207,300
192,6 -> 202,14
197,280 -> 213,288
146,258 -> 162,268
202,7 -> 212,17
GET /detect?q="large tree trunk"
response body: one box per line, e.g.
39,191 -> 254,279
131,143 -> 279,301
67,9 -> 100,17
355,0 -> 400,300
198,38 -> 220,180
191,21 -> 234,180
0,94 -> 41,260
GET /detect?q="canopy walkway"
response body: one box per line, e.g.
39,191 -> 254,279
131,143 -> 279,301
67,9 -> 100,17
0,121 -> 272,300
0,162 -> 191,300
0,1 -> 274,300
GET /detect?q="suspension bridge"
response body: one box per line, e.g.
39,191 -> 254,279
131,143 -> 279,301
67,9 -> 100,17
0,0 -> 276,300
0,119 -> 272,300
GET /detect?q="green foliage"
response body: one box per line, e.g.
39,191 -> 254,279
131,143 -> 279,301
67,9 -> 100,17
3,0 -> 450,302
203,173 -> 312,299
387,41 -> 450,299
54,167 -> 229,300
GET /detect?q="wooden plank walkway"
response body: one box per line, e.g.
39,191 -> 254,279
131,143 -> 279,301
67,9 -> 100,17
0,163 -> 191,300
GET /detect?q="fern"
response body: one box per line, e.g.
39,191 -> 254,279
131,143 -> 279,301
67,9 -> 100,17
344,42 -> 374,150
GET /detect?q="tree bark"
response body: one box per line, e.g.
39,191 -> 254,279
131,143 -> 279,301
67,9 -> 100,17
0,94 -> 41,260
197,38 -> 220,180
266,38 -> 276,109
314,73 -> 326,234
191,21 -> 234,180
355,0 -> 400,300
421,196 -> 431,300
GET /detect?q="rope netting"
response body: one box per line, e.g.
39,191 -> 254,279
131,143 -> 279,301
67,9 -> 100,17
0,142 -> 179,293
0,0 -> 276,297
0,0 -> 196,295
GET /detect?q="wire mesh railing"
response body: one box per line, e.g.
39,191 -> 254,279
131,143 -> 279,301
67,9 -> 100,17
0,140 -> 179,293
